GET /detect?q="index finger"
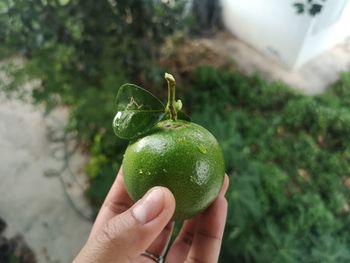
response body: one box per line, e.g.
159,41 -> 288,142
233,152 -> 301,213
89,168 -> 134,238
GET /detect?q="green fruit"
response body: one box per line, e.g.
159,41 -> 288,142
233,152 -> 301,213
122,119 -> 225,220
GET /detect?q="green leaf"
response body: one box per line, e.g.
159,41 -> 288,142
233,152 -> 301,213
113,84 -> 165,139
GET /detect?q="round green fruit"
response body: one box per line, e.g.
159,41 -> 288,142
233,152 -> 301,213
122,119 -> 225,220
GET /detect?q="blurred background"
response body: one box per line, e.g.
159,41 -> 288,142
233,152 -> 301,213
1,0 -> 350,262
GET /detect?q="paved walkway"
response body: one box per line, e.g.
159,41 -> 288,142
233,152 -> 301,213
0,93 -> 93,263
202,32 -> 350,94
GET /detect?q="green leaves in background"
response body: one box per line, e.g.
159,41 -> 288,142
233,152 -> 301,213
187,66 -> 350,263
113,84 -> 165,139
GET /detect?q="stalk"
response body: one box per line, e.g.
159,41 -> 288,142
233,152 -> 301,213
165,72 -> 177,121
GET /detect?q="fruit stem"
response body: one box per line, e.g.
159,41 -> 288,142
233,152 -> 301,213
165,72 -> 177,121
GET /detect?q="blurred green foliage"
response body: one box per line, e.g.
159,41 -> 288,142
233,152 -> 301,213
186,67 -> 350,263
2,1 -> 350,262
1,0 -> 188,206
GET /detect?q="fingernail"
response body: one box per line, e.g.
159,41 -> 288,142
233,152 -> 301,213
132,187 -> 165,224
219,175 -> 229,197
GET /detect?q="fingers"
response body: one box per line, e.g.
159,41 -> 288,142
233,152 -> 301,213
74,187 -> 176,263
165,217 -> 199,263
185,175 -> 229,263
186,195 -> 228,263
166,174 -> 229,263
89,168 -> 133,238
142,221 -> 174,258
219,174 -> 230,197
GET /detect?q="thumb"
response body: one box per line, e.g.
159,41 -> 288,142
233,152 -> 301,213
75,187 -> 175,263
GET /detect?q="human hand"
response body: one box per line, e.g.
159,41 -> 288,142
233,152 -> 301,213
74,168 -> 229,263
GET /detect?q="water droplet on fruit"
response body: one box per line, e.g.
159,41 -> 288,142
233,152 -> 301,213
141,137 -> 172,154
197,144 -> 207,154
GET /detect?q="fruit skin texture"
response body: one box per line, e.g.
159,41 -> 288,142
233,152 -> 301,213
122,119 -> 225,220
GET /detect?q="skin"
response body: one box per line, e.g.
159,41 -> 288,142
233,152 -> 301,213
74,168 -> 229,263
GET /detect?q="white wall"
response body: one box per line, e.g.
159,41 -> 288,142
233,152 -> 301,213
295,0 -> 350,67
221,0 -> 350,69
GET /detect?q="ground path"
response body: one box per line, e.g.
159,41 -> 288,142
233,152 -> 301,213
202,32 -> 350,94
0,93 -> 93,263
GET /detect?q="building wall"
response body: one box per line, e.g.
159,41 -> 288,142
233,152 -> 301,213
295,0 -> 350,67
221,0 -> 350,69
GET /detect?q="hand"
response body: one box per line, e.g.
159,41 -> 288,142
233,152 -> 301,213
74,168 -> 229,263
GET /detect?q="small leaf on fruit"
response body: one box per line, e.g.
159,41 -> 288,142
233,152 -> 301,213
113,84 -> 165,139
175,99 -> 183,111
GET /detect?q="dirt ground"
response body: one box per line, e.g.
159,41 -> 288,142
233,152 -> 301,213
0,93 -> 93,263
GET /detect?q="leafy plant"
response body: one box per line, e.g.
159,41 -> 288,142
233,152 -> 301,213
185,66 -> 350,263
1,0 -> 188,209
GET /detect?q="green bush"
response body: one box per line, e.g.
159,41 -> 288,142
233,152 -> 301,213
1,0 -> 188,207
186,66 -> 350,263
